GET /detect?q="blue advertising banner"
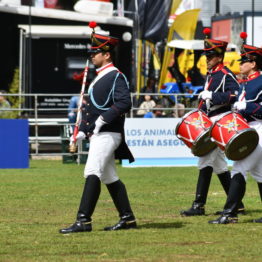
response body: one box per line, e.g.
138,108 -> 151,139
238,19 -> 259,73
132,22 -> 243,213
0,119 -> 29,169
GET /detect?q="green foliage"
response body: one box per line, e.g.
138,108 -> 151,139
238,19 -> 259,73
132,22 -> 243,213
0,161 -> 262,261
8,67 -> 24,119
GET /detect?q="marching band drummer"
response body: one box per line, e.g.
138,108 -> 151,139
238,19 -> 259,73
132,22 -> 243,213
209,35 -> 262,224
181,29 -> 245,216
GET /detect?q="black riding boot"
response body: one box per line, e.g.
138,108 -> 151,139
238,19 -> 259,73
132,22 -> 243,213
253,182 -> 262,223
215,171 -> 245,215
209,173 -> 246,224
217,171 -> 231,193
59,175 -> 101,234
104,179 -> 136,231
180,166 -> 213,216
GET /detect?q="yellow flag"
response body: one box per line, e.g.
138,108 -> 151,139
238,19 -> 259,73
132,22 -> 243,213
170,0 -> 183,15
170,9 -> 200,40
147,42 -> 161,70
158,9 -> 200,90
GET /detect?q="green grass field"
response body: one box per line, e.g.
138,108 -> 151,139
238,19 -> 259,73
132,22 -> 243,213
1,160 -> 262,262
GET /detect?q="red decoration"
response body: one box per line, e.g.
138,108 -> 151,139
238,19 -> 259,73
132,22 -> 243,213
89,21 -> 97,29
73,71 -> 84,82
240,32 -> 248,40
44,0 -> 58,8
203,28 -> 211,35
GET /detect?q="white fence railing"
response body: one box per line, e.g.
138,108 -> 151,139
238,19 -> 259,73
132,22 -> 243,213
0,93 -> 199,157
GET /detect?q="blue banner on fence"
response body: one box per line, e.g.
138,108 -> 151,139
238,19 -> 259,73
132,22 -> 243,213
0,119 -> 29,168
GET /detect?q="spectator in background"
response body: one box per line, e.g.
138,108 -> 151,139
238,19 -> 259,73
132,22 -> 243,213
68,95 -> 79,133
0,90 -> 11,118
68,95 -> 88,134
141,77 -> 156,94
137,77 -> 157,106
136,95 -> 156,116
144,104 -> 165,118
171,103 -> 186,118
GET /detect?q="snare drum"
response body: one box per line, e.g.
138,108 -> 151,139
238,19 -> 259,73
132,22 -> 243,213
175,109 -> 217,156
210,111 -> 259,161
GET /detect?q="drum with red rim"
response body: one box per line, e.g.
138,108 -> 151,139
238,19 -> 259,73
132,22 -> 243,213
210,111 -> 259,160
175,109 -> 217,156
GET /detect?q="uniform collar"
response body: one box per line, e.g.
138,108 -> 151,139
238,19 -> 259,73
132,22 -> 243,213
209,63 -> 224,74
241,71 -> 261,82
96,63 -> 114,74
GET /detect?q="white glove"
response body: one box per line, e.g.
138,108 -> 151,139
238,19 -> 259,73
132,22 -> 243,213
93,116 -> 107,135
70,131 -> 86,143
198,90 -> 212,100
233,101 -> 247,111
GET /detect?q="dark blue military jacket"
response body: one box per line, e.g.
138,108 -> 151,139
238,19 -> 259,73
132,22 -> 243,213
238,72 -> 262,122
200,63 -> 239,117
79,67 -> 134,162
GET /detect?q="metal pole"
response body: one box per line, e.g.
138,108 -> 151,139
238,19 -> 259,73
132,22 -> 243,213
19,30 -> 23,115
28,0 -> 32,100
252,0 -> 254,45
215,0 -> 220,15
34,94 -> 39,155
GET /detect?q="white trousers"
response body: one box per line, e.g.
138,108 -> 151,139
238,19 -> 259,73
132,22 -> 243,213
231,121 -> 262,182
198,113 -> 228,174
198,147 -> 228,174
84,132 -> 122,184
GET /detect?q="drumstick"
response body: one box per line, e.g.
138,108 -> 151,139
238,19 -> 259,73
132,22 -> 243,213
198,99 -> 204,110
198,78 -> 213,110
239,91 -> 246,101
69,59 -> 90,153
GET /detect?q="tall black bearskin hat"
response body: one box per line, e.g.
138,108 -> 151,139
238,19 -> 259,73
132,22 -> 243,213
88,21 -> 119,54
202,28 -> 228,56
238,32 -> 262,69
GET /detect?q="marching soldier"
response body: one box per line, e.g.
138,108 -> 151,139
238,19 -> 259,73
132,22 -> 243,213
59,22 -> 136,233
180,28 -> 244,216
209,34 -> 262,224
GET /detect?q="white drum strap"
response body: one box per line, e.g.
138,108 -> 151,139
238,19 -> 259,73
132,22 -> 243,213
185,122 -> 194,142
232,113 -> 239,132
198,111 -> 206,129
218,126 -> 226,146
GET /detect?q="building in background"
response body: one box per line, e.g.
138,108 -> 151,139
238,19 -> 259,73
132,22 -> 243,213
0,1 -> 133,116
176,0 -> 262,27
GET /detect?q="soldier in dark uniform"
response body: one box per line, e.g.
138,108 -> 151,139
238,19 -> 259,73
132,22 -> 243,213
209,37 -> 262,224
180,29 -> 244,216
59,23 -> 136,234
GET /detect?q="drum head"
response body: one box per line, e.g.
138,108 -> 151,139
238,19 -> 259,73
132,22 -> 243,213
225,128 -> 259,161
191,131 -> 217,157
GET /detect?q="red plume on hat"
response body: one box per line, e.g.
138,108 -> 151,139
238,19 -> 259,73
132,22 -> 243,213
238,31 -> 262,69
89,21 -> 97,29
239,32 -> 248,55
87,21 -> 119,54
202,28 -> 227,55
240,32 -> 248,44
203,28 -> 211,38
89,21 -> 97,33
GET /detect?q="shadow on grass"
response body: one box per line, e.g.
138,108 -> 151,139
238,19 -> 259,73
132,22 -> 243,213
138,221 -> 184,229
